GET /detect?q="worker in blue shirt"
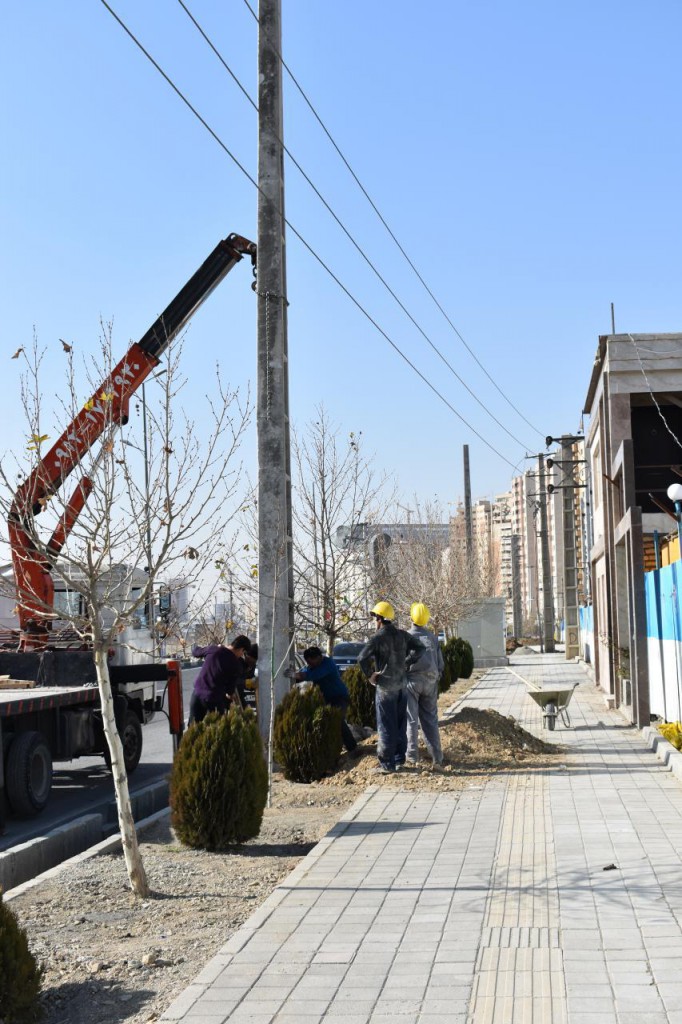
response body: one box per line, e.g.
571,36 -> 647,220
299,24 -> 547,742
294,646 -> 358,754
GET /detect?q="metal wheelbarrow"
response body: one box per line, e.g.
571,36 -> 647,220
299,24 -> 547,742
524,681 -> 578,730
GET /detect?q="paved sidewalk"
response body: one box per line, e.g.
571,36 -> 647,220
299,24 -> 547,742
161,654 -> 682,1024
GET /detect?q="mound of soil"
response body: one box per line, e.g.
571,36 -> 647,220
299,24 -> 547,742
442,706 -> 554,759
314,704 -> 558,791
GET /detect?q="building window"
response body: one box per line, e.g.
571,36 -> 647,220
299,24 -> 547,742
53,590 -> 83,619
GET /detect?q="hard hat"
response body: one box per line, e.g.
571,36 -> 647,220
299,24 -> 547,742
410,602 -> 431,627
371,600 -> 395,621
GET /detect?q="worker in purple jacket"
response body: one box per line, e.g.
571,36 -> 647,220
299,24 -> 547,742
188,635 -> 252,724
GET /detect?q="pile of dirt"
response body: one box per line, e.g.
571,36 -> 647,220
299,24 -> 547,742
314,705 -> 558,791
441,706 -> 555,760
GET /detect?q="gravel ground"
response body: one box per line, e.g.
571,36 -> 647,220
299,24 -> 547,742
6,673 -> 560,1024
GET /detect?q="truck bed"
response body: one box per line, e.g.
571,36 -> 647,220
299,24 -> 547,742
0,684 -> 99,717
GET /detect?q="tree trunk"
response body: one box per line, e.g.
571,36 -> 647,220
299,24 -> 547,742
93,644 -> 150,897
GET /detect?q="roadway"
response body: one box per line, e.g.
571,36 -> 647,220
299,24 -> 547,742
0,667 -> 200,852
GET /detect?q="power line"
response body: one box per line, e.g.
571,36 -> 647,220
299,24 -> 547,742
628,332 -> 682,454
240,0 -> 544,441
98,0 -> 520,471
175,0 -> 531,451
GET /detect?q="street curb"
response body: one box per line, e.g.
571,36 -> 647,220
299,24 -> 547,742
4,804 -> 170,902
642,726 -> 682,784
2,778 -> 169,898
0,814 -> 103,896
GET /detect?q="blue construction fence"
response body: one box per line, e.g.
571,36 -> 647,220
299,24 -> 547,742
578,567 -> 682,720
645,561 -> 682,721
578,604 -> 593,665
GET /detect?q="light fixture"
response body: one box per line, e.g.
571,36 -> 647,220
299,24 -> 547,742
667,483 -> 682,550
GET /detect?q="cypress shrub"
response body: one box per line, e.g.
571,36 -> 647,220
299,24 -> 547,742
343,664 -> 377,730
441,636 -> 475,683
273,686 -> 343,783
437,673 -> 449,695
441,638 -> 460,692
170,708 -> 267,850
452,637 -> 474,678
0,894 -> 43,1024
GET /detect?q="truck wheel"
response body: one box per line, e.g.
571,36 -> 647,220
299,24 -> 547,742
6,731 -> 52,816
104,710 -> 143,774
121,710 -> 143,773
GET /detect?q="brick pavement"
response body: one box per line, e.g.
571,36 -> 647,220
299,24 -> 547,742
161,654 -> 682,1024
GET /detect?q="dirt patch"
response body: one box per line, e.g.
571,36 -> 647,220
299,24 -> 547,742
8,672 -> 559,1024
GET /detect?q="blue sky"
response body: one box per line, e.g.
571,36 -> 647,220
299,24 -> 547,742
2,0 -> 682,511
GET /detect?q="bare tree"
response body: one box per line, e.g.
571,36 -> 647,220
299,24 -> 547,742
290,408 -> 392,653
0,332 -> 251,895
374,499 -> 498,637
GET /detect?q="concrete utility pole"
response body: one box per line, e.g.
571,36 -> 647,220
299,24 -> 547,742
463,444 -> 473,561
559,436 -> 580,660
537,453 -> 556,653
511,533 -> 523,638
257,0 -> 295,741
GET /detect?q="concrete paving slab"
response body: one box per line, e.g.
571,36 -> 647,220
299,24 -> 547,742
160,655 -> 682,1024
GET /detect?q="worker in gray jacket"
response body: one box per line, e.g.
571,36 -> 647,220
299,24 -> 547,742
358,601 -> 425,774
406,602 -> 444,767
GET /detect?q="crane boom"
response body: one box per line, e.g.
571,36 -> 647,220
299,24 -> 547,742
9,233 -> 256,646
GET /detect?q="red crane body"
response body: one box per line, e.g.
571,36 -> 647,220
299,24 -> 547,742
9,233 -> 256,648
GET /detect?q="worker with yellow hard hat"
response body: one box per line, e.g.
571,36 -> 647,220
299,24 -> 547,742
405,602 -> 444,768
357,600 -> 425,774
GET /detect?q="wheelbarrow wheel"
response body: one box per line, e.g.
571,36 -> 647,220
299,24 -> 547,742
544,701 -> 557,731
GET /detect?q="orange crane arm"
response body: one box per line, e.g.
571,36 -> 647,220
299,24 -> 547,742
9,233 -> 256,645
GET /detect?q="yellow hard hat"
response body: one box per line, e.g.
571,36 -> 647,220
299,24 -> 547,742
410,602 -> 431,627
371,600 -> 395,621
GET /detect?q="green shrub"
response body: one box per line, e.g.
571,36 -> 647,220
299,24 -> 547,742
440,638 -> 459,692
170,708 -> 267,850
274,686 -> 343,783
436,655 -> 450,696
452,637 -> 474,679
441,636 -> 474,684
343,664 -> 376,730
0,894 -> 43,1024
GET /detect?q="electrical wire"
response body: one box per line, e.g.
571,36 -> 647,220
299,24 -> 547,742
175,0 -> 531,451
240,0 -> 545,441
628,333 -> 682,454
98,0 -> 521,470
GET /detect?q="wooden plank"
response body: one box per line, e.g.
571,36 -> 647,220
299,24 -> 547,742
0,679 -> 36,689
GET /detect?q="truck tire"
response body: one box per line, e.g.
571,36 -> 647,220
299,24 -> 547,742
104,709 -> 143,774
6,731 -> 53,816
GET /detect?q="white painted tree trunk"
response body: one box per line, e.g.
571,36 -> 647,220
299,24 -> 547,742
93,644 -> 149,897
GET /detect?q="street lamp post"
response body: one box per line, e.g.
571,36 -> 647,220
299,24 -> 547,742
667,483 -> 682,553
